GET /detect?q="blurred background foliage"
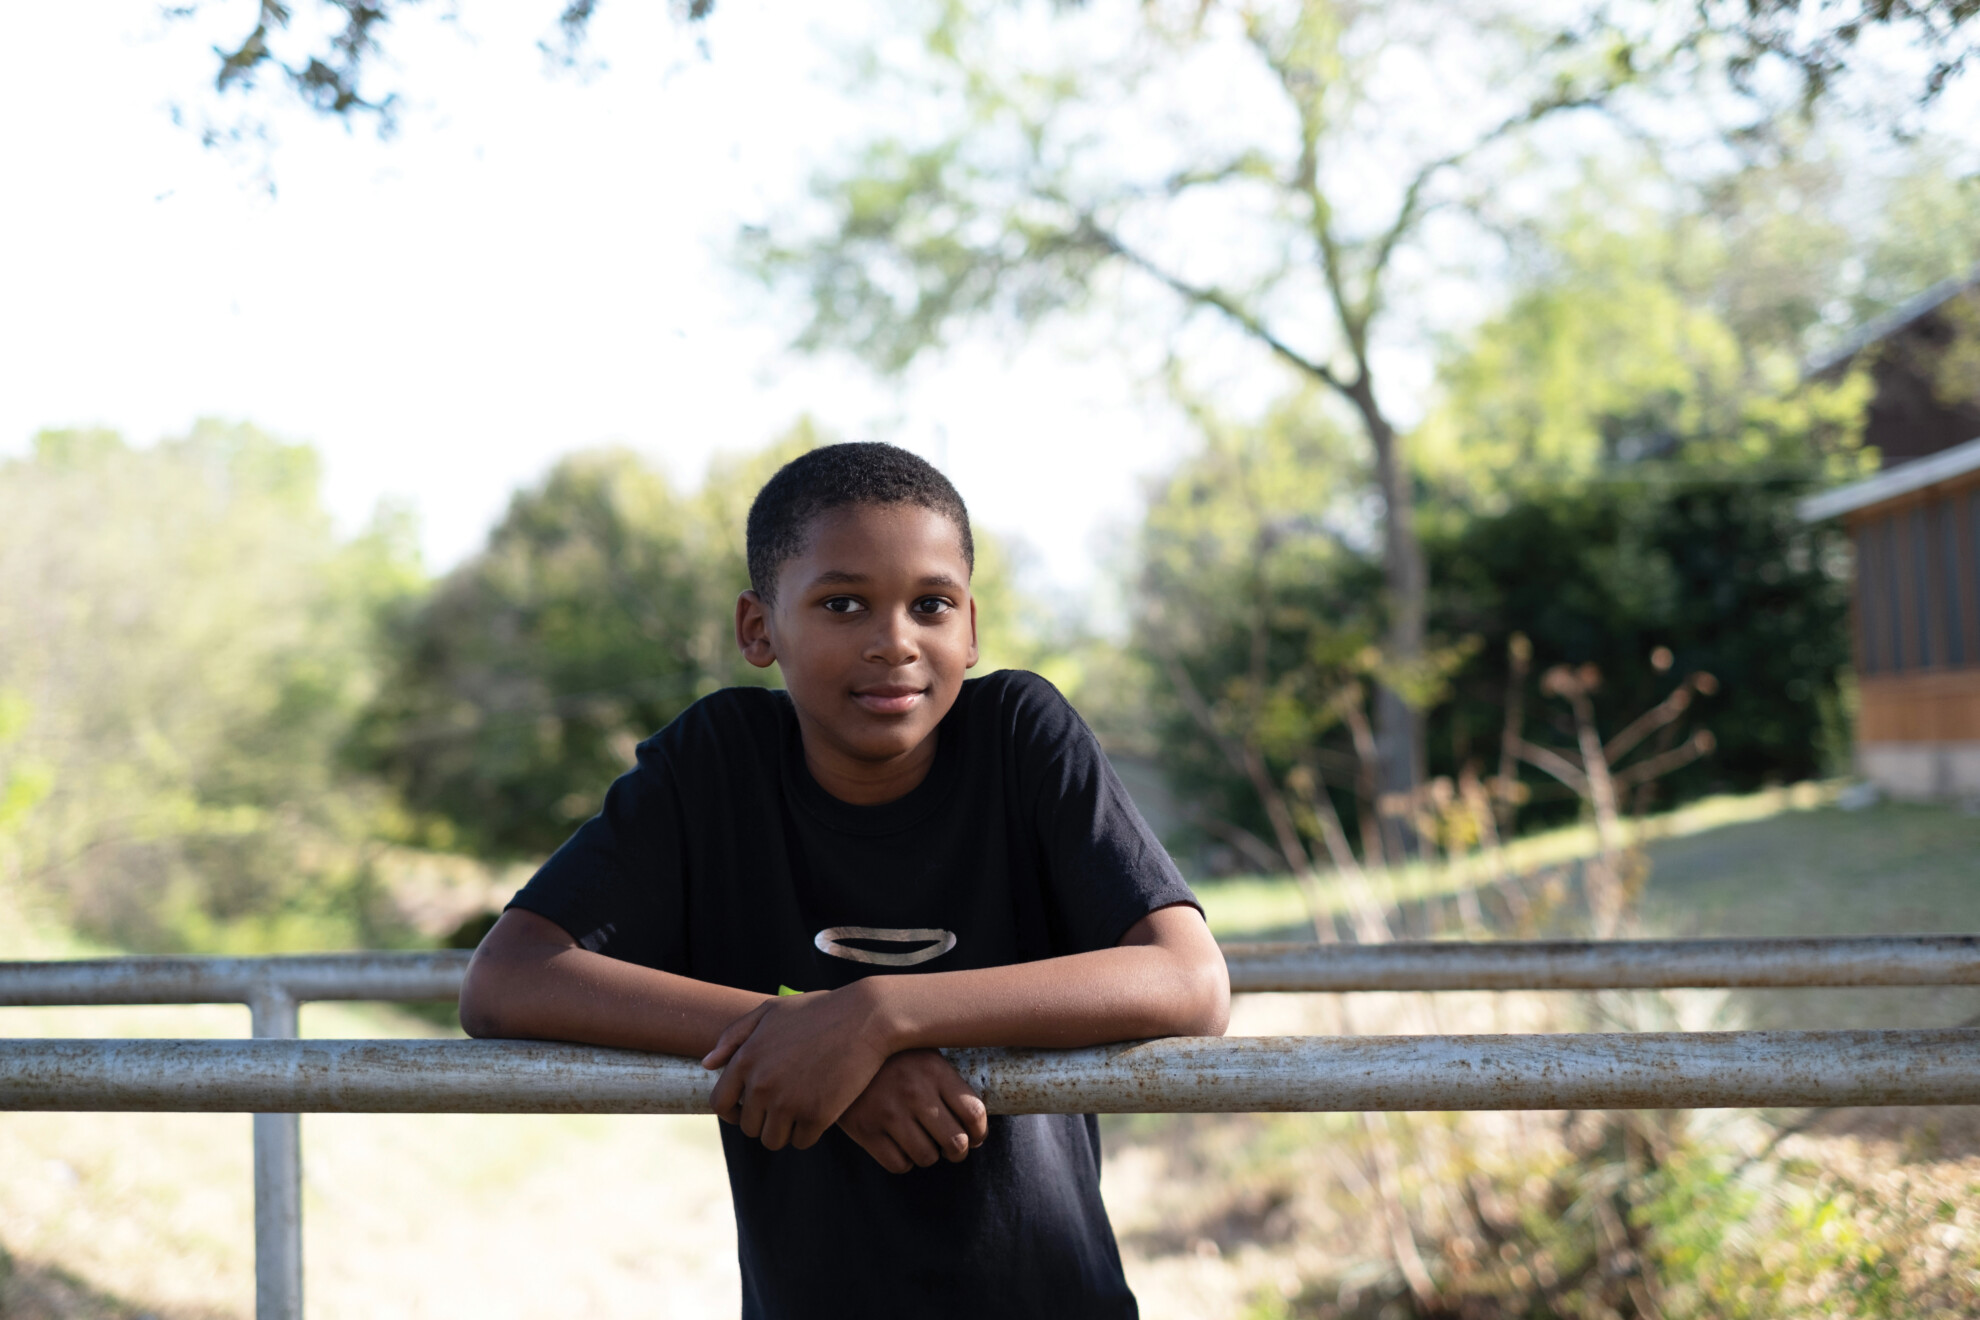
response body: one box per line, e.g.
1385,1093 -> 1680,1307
0,422 -> 422,951
347,431 -> 800,860
3,120 -> 1973,945
3,0 -> 1972,957
0,415 -> 1074,948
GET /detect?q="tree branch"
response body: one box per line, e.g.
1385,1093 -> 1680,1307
1185,808 -> 1294,876
1160,152 -> 1278,196
1363,88 -> 1608,314
1611,731 -> 1716,788
1154,647 -> 1318,881
1508,736 -> 1590,797
1603,685 -> 1693,764
1076,219 -> 1345,392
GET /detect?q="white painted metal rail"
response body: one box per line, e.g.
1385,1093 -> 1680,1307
6,935 -> 1978,1320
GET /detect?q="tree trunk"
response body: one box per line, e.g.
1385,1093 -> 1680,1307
1346,374 -> 1427,818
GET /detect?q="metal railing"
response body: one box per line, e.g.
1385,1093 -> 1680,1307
7,1030 -> 1980,1114
5,935 -> 1978,1320
6,934 -> 1978,1007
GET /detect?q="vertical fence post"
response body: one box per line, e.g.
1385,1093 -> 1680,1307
248,986 -> 301,1320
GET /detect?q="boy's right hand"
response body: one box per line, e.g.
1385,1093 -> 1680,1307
836,1049 -> 989,1174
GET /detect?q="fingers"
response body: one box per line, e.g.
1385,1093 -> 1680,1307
702,1002 -> 771,1070
760,1112 -> 798,1151
705,1001 -> 775,1117
704,992 -> 892,1156
938,1074 -> 990,1150
912,1096 -> 972,1164
709,1067 -> 742,1119
741,1089 -> 796,1150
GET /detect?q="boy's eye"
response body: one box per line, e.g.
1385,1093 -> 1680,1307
913,596 -> 955,616
821,596 -> 866,615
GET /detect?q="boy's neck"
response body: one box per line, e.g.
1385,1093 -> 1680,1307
796,718 -> 941,806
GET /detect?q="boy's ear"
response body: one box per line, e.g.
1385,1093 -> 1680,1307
735,590 -> 779,670
965,594 -> 979,670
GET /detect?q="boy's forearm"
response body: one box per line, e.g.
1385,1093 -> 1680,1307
465,905 -> 1228,1062
857,905 -> 1230,1053
461,908 -> 768,1056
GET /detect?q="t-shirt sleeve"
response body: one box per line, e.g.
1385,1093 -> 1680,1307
1005,672 -> 1201,954
504,734 -> 687,973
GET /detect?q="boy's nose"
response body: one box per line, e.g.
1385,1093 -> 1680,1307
865,610 -> 920,665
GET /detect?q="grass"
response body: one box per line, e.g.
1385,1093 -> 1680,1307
0,875 -> 742,1320
6,784 -> 1980,1317
1194,781 -> 1980,940
1129,788 -> 1980,1318
1193,784 -> 1980,1034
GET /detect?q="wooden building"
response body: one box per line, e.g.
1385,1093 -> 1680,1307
1800,274 -> 1980,799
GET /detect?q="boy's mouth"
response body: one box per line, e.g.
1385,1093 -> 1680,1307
852,684 -> 926,715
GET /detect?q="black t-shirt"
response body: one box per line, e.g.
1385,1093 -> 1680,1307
507,669 -> 1197,1320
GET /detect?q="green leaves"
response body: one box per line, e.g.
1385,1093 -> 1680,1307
353,435 -> 809,858
748,131 -> 1104,375
0,692 -> 53,838
0,420 -> 423,950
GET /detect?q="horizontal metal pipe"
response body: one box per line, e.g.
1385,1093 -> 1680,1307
3,1031 -> 1976,1113
1222,935 -> 1980,992
0,952 -> 471,1006
3,937 -> 1977,1008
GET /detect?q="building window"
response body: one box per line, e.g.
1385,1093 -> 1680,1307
1942,498 -> 1966,669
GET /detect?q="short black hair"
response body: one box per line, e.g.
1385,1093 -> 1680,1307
746,442 -> 974,600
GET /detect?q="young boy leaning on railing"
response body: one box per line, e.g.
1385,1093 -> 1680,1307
458,442 -> 1229,1320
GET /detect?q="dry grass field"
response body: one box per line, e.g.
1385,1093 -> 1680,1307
4,788 -> 1978,1318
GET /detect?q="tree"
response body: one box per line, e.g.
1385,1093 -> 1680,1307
1130,396 -> 1386,882
1406,171 -> 1878,814
1412,172 -> 1884,503
166,0 -> 1976,136
1132,145 -> 1926,868
352,436 -> 796,857
746,0 -> 1666,809
168,0 -> 707,139
354,422 -> 1058,857
1427,476 -> 1855,814
1703,0 -> 1980,109
0,422 -> 422,950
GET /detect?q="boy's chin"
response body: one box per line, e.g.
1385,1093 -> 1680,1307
842,723 -> 937,763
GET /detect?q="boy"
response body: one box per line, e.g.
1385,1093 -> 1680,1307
459,443 -> 1229,1319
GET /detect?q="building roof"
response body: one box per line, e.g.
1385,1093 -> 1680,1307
1798,433 -> 1980,521
1804,270 -> 1980,379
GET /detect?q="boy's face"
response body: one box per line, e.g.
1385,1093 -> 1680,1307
736,502 -> 977,792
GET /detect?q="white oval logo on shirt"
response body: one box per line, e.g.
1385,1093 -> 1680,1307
814,926 -> 957,966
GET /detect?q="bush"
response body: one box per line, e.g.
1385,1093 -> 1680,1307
1426,472 -> 1853,816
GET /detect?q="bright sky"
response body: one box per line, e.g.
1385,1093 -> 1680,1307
6,4 -> 1974,600
0,1 -> 1194,593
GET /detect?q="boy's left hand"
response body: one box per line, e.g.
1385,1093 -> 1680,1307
702,985 -> 893,1150
837,1049 -> 988,1172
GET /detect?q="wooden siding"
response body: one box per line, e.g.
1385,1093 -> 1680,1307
1858,668 -> 1980,742
1846,466 -> 1980,746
